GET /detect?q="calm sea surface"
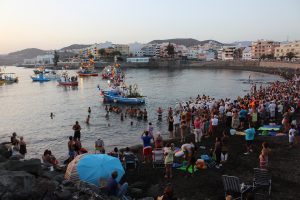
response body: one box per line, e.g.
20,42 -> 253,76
0,66 -> 283,160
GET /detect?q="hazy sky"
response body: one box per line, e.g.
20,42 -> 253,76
0,0 -> 299,54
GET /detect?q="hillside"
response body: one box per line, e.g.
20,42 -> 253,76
148,38 -> 224,47
60,44 -> 90,51
0,48 -> 48,65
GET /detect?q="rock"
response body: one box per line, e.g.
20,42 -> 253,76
42,170 -> 63,180
130,181 -> 148,189
0,155 -> 7,163
62,180 -> 75,187
31,177 -> 58,199
0,143 -> 10,159
53,174 -> 65,183
54,189 -> 72,200
129,187 -> 143,198
146,184 -> 160,198
138,198 -> 155,200
0,170 -> 35,198
0,159 -> 42,176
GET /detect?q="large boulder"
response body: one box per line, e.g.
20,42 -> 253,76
0,170 -> 35,199
31,177 -> 58,199
0,159 -> 42,176
0,143 -> 10,159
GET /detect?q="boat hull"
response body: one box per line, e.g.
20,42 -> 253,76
103,94 -> 145,105
58,81 -> 78,86
31,77 -> 50,82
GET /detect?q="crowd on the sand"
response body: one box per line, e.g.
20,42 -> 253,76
6,74 -> 300,200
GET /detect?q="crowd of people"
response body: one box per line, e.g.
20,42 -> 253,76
6,74 -> 300,200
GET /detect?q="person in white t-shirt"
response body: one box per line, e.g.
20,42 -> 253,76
289,125 -> 297,148
268,101 -> 276,119
211,115 -> 218,136
173,112 -> 180,136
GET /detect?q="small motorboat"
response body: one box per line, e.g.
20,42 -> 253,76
57,71 -> 78,86
101,84 -> 145,105
103,91 -> 145,105
31,73 -> 50,82
45,70 -> 59,80
2,73 -> 18,83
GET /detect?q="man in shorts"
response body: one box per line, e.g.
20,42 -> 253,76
141,131 -> 153,163
72,121 -> 81,140
244,123 -> 255,155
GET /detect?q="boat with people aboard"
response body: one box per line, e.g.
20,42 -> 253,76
0,73 -> 18,84
77,59 -> 98,77
57,71 -> 78,86
31,73 -> 51,82
101,65 -> 113,79
101,84 -> 145,105
45,70 -> 59,80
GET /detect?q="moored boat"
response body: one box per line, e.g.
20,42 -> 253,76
101,84 -> 145,105
31,73 -> 50,82
2,73 -> 18,83
103,91 -> 145,105
57,71 -> 78,86
77,59 -> 98,77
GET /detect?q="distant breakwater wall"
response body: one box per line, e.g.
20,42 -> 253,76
120,60 -> 300,77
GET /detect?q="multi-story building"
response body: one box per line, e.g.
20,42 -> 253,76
251,40 -> 280,59
134,51 -> 145,57
36,55 -> 54,64
242,47 -> 252,60
112,44 -> 130,56
142,44 -> 161,57
274,41 -> 300,59
23,54 -> 54,65
218,46 -> 235,60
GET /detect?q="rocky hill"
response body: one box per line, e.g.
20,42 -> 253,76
148,38 -> 224,47
60,44 -> 90,51
0,48 -> 48,65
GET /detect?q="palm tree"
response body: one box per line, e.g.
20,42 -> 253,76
98,48 -> 106,57
53,50 -> 59,67
286,52 -> 296,61
165,42 -> 175,58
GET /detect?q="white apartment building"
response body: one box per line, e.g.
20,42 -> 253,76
218,46 -> 235,60
135,51 -> 145,57
274,41 -> 300,59
142,44 -> 161,57
36,54 -> 54,64
242,47 -> 253,60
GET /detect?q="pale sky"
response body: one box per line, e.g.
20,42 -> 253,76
0,0 -> 299,54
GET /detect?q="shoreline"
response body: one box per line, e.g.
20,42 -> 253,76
17,60 -> 300,79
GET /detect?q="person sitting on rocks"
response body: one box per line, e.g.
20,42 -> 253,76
95,138 -> 105,154
105,171 -> 128,198
10,132 -> 19,145
19,136 -> 27,158
157,185 -> 177,200
10,143 -> 22,160
42,149 -> 59,168
109,147 -> 122,160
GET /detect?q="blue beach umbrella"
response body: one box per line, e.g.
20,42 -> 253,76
65,154 -> 125,186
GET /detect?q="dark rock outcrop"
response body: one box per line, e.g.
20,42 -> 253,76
0,159 -> 42,176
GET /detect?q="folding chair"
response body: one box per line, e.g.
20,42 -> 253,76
222,175 -> 251,200
123,154 -> 138,170
152,148 -> 165,168
253,168 -> 272,197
